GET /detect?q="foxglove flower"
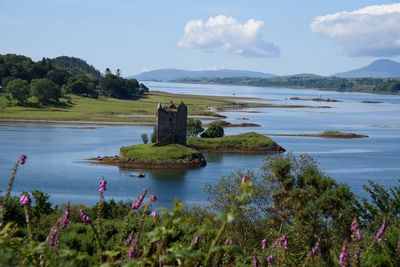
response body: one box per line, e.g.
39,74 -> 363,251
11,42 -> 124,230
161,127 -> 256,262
253,255 -> 259,267
261,239 -> 268,251
375,219 -> 387,242
282,235 -> 288,251
192,233 -> 200,245
132,188 -> 148,210
311,242 -> 319,257
60,205 -> 71,230
351,219 -> 363,240
19,193 -> 31,206
80,208 -> 90,224
150,210 -> 157,217
150,194 -> 157,202
339,241 -> 349,267
99,177 -> 107,194
128,238 -> 138,259
45,227 -> 59,249
267,255 -> 275,264
18,154 -> 27,165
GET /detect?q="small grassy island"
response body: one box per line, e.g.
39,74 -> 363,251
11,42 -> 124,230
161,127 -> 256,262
269,131 -> 368,139
187,132 -> 286,153
95,144 -> 207,169
93,132 -> 285,169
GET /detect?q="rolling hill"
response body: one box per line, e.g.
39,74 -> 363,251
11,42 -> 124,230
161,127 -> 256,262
334,59 -> 400,78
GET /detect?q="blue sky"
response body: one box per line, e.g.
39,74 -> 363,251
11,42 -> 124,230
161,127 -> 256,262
1,0 -> 400,76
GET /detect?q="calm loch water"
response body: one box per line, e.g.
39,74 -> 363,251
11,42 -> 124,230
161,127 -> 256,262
1,82 -> 400,207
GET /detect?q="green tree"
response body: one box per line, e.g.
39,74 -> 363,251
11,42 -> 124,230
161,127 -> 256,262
201,124 -> 224,138
187,118 -> 204,137
66,74 -> 99,98
5,78 -> 30,104
31,190 -> 53,218
30,78 -> 60,104
262,154 -> 357,265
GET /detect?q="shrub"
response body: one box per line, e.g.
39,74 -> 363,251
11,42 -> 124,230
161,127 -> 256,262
141,133 -> 149,144
151,126 -> 157,143
187,118 -> 204,137
200,124 -> 224,138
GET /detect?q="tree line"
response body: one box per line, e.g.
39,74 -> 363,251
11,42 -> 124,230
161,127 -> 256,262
174,75 -> 400,94
0,54 -> 148,105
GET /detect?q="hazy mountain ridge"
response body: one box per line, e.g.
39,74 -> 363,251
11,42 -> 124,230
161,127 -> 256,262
334,59 -> 400,78
132,68 -> 276,81
133,59 -> 400,81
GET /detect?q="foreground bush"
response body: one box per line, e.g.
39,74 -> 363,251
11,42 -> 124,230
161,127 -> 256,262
0,154 -> 399,266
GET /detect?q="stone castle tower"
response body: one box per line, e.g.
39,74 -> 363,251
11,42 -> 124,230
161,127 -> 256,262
156,101 -> 187,145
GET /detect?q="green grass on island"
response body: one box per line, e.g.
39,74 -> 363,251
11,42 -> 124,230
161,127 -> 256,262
320,131 -> 368,138
120,143 -> 202,161
187,132 -> 285,153
268,130 -> 368,138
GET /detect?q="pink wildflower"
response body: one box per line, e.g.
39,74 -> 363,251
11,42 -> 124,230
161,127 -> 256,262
311,241 -> 319,257
99,177 -> 107,194
261,239 -> 268,251
131,188 -> 148,210
339,241 -> 349,267
375,218 -> 387,242
127,238 -> 138,259
45,227 -> 59,249
80,208 -> 90,224
267,255 -> 275,264
60,205 -> 71,230
18,154 -> 27,165
19,193 -> 31,206
351,219 -> 363,240
192,233 -> 200,245
150,194 -> 157,202
150,210 -> 157,217
282,235 -> 288,251
253,255 -> 259,267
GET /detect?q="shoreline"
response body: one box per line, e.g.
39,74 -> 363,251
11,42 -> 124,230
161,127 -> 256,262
0,119 -> 155,126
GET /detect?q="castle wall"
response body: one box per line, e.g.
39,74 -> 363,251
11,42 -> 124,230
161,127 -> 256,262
156,102 -> 187,145
175,104 -> 187,145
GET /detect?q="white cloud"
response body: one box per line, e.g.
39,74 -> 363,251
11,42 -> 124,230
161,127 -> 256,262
310,3 -> 400,57
177,15 -> 280,58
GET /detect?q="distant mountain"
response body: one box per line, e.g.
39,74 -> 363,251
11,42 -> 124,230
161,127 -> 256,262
132,68 -> 276,81
50,56 -> 102,79
334,59 -> 400,78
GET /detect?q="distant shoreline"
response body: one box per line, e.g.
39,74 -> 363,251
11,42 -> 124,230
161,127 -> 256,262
267,132 -> 368,139
0,119 -> 154,126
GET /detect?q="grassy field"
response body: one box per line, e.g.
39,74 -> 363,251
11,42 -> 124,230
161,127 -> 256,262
187,132 -> 277,150
0,91 -> 235,124
120,143 -> 202,160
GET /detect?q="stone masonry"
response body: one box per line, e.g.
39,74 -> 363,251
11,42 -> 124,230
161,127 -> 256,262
156,101 -> 187,145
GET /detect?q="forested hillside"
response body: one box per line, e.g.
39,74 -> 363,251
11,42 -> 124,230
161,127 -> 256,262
0,54 -> 148,106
